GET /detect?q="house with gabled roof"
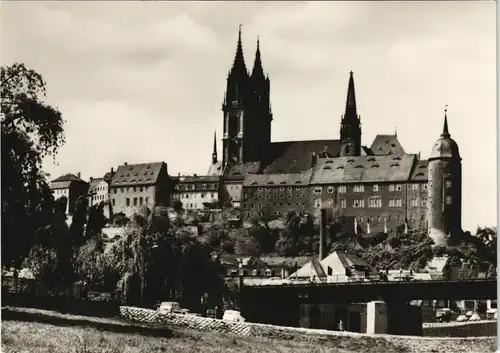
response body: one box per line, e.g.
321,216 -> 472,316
50,172 -> 89,215
289,251 -> 377,283
109,161 -> 171,217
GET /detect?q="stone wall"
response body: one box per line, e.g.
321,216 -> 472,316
423,320 -> 497,337
119,306 -> 496,353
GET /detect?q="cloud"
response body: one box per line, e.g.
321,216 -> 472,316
1,2 -> 496,231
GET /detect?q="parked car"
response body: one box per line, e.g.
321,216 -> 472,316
222,310 -> 246,322
469,313 -> 481,321
157,301 -> 189,315
486,308 -> 497,320
456,314 -> 468,322
435,308 -> 452,322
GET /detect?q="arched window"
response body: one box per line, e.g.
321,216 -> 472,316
345,145 -> 350,154
252,269 -> 258,276
265,268 -> 272,276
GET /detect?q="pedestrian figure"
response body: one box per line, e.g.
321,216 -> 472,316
338,319 -> 344,331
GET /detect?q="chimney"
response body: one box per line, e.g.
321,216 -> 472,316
311,152 -> 317,168
319,208 -> 327,261
77,172 -> 81,179
111,167 -> 114,173
418,151 -> 421,160
193,173 -> 197,177
124,162 -> 128,166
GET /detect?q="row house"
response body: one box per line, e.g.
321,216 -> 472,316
241,170 -> 313,218
110,162 -> 170,218
171,174 -> 222,210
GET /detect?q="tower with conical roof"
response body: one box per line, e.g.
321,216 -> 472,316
427,106 -> 462,246
221,27 -> 272,169
339,71 -> 362,156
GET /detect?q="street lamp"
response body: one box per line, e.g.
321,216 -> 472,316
141,244 -> 159,307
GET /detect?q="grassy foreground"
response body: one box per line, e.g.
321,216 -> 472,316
1,307 -> 496,353
1,307 -> 351,353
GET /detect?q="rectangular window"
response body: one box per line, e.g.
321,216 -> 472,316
353,198 -> 364,208
145,197 -> 148,204
395,184 -> 402,191
353,184 -> 364,192
372,184 -> 379,192
338,186 -> 346,193
139,197 -> 143,206
126,198 -> 130,207
389,198 -> 401,207
421,198 -> 427,207
327,186 -> 334,193
140,187 -> 143,192
112,199 -> 115,206
396,198 -> 402,207
133,197 -> 138,206
389,184 -> 395,192
446,196 -> 452,204
314,187 -> 322,194
258,204 -> 263,209
201,194 -> 205,198
422,184 -> 428,191
340,199 -> 347,208
412,184 -> 419,191
133,187 -> 137,192
445,180 -> 452,188
411,198 -> 418,207
114,189 -> 117,194
368,197 -> 382,208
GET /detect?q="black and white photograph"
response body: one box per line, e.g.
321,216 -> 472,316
0,1 -> 497,352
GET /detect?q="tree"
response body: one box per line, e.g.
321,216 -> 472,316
85,203 -> 107,239
2,63 -> 65,267
70,196 -> 88,247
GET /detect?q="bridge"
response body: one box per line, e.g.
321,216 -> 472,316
239,278 -> 497,328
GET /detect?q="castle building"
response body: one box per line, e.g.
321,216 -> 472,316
87,167 -> 115,219
109,162 -> 171,217
50,172 -> 89,215
206,27 -> 462,240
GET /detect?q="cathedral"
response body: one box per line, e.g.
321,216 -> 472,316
207,27 -> 462,246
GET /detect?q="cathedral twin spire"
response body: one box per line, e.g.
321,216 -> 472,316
228,25 -> 267,85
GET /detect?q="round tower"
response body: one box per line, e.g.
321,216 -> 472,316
427,107 -> 462,246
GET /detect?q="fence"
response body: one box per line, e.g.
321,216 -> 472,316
423,320 -> 497,337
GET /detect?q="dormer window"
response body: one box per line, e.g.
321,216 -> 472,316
325,160 -> 333,164
337,166 -> 344,170
323,166 -> 332,170
347,159 -> 355,163
367,157 -> 376,162
371,164 -> 380,168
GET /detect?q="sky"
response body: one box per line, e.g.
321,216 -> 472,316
1,1 -> 496,231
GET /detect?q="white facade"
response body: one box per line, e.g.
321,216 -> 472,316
53,187 -> 70,214
89,179 -> 110,206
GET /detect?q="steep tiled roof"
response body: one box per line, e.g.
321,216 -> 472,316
224,162 -> 261,178
178,175 -> 221,183
312,260 -> 327,278
243,170 -> 313,187
88,178 -> 103,194
259,256 -> 313,268
369,134 -> 405,155
310,154 -> 417,184
207,161 -> 223,176
263,140 -> 340,174
409,159 -> 428,181
111,162 -> 165,186
337,251 -> 375,271
103,171 -> 115,183
51,173 -> 83,183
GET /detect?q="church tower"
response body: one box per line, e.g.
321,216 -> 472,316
221,27 -> 272,170
340,71 -> 362,157
427,107 -> 462,246
212,131 -> 218,164
222,26 -> 249,169
250,36 -> 273,161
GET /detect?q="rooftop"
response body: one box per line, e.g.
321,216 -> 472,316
111,162 -> 165,186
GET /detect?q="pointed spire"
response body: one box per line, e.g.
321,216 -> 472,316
213,131 -> 217,155
345,71 -> 357,117
212,130 -> 218,164
442,105 -> 450,138
230,24 -> 247,77
251,35 -> 265,80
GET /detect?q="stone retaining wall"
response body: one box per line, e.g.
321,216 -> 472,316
119,306 -> 496,353
423,320 -> 497,337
